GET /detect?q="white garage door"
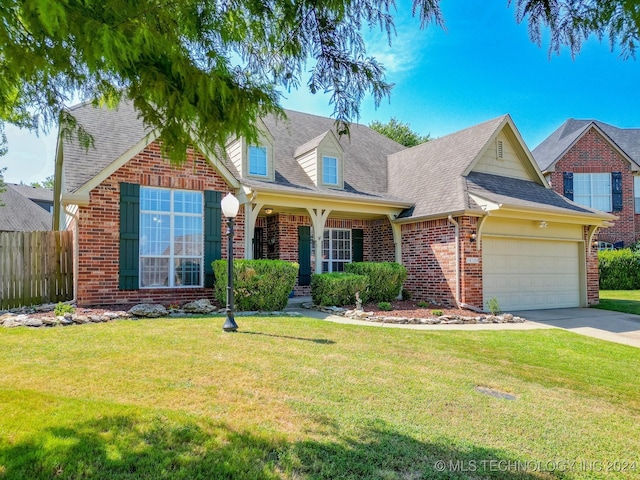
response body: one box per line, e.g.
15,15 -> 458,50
483,237 -> 581,311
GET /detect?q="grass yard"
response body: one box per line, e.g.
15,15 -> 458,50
1,316 -> 639,479
595,290 -> 640,315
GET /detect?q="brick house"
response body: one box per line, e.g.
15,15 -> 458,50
54,102 -> 613,311
533,119 -> 640,248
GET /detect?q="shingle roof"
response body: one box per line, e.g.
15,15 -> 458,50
466,171 -> 601,216
0,185 -> 52,231
62,100 -> 153,192
532,119 -> 640,171
388,115 -> 507,219
9,183 -> 54,202
61,102 -> 407,202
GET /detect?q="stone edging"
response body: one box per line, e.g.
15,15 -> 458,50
302,303 -> 525,325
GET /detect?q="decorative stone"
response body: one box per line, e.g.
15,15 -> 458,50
182,299 -> 216,314
128,303 -> 168,318
41,317 -> 60,326
0,313 -> 15,325
3,317 -> 22,327
59,317 -> 74,325
24,318 -> 43,327
72,315 -> 90,324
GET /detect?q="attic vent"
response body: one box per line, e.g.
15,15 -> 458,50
496,140 -> 504,159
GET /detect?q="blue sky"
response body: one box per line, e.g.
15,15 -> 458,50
2,0 -> 639,184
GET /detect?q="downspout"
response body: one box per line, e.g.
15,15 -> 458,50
447,215 -> 461,308
63,205 -> 79,305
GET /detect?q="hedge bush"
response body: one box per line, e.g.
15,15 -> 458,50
213,259 -> 298,311
344,262 -> 407,303
598,249 -> 640,290
311,272 -> 369,307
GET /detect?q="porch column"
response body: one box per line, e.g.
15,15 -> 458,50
243,201 -> 264,259
387,214 -> 402,264
307,208 -> 331,273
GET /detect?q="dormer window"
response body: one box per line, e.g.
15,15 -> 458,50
322,156 -> 338,185
249,145 -> 268,177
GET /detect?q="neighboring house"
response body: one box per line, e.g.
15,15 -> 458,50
533,119 -> 640,249
8,183 -> 55,213
55,101 -> 613,311
0,183 -> 53,232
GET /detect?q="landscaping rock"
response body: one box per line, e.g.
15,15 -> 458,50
24,318 -> 44,327
41,317 -> 60,326
128,303 -> 168,318
72,315 -> 90,324
182,299 -> 216,314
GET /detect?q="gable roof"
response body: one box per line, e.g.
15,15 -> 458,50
389,115 -> 508,219
60,102 -> 407,204
0,184 -> 52,231
532,119 -> 640,172
62,101 -> 153,193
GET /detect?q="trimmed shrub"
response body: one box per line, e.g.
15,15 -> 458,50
213,259 -> 298,311
377,301 -> 392,311
598,249 -> 640,290
311,272 -> 369,307
345,262 -> 407,303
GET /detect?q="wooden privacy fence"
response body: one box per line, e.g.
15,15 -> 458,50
0,231 -> 73,309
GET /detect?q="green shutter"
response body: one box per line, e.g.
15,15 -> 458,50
298,226 -> 311,286
204,190 -> 222,288
612,172 -> 623,211
352,229 -> 364,262
119,182 -> 140,290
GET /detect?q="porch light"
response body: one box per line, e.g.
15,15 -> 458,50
264,207 -> 274,215
539,221 -> 548,228
470,232 -> 477,242
221,193 -> 240,332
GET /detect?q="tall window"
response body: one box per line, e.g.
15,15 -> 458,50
249,145 -> 268,176
634,176 -> 640,213
573,173 -> 611,212
139,187 -> 203,288
322,156 -> 338,185
321,229 -> 351,272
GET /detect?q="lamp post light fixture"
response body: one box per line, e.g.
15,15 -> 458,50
221,192 -> 240,332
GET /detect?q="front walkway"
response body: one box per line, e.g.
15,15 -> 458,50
287,298 -> 640,348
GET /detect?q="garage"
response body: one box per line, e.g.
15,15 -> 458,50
482,237 -> 582,311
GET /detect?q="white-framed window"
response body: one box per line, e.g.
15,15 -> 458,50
248,145 -> 268,177
322,156 -> 338,185
597,241 -> 614,251
139,187 -> 203,288
573,173 -> 612,212
634,176 -> 640,213
321,229 -> 351,272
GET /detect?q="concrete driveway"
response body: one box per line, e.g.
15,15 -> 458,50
514,307 -> 640,348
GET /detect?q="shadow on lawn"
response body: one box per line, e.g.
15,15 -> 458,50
239,331 -> 336,344
0,415 -> 542,479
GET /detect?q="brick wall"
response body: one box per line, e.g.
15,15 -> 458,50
585,226 -> 600,306
459,217 -> 483,308
548,127 -> 636,246
401,218 -> 457,307
76,141 -> 242,307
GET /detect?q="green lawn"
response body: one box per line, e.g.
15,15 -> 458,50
1,316 -> 639,479
595,290 -> 640,315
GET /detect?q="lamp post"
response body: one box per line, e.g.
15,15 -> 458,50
221,192 -> 240,332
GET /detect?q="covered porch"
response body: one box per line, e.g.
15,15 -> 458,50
238,188 -> 411,295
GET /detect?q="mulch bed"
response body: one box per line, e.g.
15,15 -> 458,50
359,300 -> 483,318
